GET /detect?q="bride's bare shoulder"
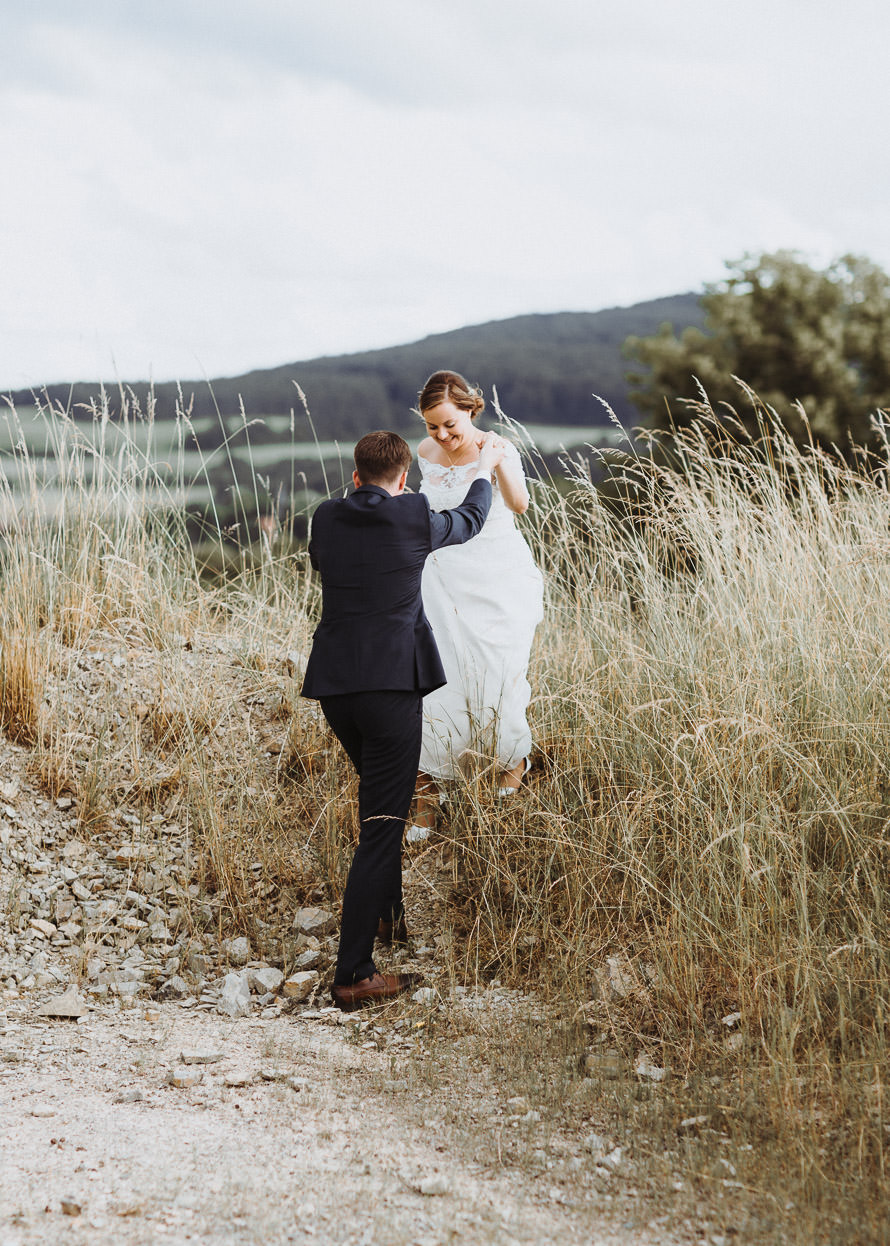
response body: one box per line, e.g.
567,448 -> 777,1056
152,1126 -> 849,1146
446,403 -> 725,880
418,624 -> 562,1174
417,436 -> 442,462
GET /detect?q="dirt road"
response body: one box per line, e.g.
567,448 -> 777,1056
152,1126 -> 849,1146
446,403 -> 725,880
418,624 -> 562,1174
0,999 -> 679,1246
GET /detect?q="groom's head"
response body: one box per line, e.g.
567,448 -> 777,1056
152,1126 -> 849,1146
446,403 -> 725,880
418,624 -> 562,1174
353,431 -> 412,495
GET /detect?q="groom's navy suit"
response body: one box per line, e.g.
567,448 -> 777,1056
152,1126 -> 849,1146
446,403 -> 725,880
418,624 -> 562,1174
302,476 -> 492,984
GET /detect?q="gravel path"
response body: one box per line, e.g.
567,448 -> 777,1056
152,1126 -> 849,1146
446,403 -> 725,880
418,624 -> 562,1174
0,646 -> 692,1245
0,1002 -> 673,1246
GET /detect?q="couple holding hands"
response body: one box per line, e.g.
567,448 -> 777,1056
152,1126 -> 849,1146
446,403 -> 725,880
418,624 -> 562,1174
301,370 -> 543,1010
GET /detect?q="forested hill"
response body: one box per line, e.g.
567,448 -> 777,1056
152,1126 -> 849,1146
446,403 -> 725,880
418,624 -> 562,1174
9,293 -> 704,438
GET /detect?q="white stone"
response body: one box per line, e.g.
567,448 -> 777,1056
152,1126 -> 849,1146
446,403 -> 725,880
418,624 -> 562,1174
411,987 -> 437,1005
218,971 -> 251,1017
583,1133 -> 614,1156
418,1174 -> 452,1196
222,936 -> 251,966
223,1069 -> 254,1088
167,1069 -> 203,1088
292,907 -> 336,937
634,1053 -> 669,1082
186,950 -> 213,975
36,987 -> 87,1019
284,650 -> 307,676
179,1050 -> 222,1065
593,954 -> 638,999
113,1088 -> 144,1103
114,842 -> 150,866
247,966 -> 283,994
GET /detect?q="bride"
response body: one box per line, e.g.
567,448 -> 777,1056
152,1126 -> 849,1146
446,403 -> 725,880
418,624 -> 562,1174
411,369 -> 544,837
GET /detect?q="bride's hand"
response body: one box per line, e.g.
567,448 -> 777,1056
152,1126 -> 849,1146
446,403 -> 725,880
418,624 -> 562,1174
477,430 -> 506,472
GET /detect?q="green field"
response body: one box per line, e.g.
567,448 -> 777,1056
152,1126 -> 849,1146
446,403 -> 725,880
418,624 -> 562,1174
1,405 -> 619,524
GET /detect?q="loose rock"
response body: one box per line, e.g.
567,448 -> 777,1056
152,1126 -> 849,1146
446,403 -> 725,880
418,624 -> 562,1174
418,1174 -> 452,1196
583,1133 -> 615,1158
113,1089 -> 144,1104
29,919 -> 57,938
223,1069 -> 254,1088
179,1050 -> 222,1065
282,971 -> 319,1002
634,1053 -> 670,1082
36,987 -> 87,1019
247,966 -> 284,994
222,937 -> 251,967
217,971 -> 251,1018
167,1069 -> 203,1088
292,907 -> 336,938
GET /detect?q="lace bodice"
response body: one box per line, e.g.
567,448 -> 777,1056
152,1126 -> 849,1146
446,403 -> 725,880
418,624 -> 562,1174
417,442 -> 523,540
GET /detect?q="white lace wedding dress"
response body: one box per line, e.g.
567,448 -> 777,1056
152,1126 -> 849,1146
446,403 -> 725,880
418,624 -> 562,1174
418,442 -> 544,780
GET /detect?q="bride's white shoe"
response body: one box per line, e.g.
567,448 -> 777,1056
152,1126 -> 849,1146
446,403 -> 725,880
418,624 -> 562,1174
406,791 -> 447,841
496,756 -> 532,797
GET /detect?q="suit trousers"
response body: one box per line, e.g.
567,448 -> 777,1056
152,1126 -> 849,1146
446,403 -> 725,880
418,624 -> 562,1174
319,690 -> 423,985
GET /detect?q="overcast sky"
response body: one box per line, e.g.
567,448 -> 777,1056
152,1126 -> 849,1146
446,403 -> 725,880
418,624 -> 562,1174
1,0 -> 888,390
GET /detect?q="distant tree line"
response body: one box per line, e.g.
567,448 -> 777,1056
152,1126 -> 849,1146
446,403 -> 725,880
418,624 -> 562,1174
7,295 -> 705,443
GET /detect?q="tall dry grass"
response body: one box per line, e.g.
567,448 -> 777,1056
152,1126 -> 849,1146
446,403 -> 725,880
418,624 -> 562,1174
0,392 -> 320,942
2,389 -> 888,1239
437,401 -> 890,1241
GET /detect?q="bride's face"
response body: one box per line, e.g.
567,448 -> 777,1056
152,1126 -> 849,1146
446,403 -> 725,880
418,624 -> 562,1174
422,400 -> 477,455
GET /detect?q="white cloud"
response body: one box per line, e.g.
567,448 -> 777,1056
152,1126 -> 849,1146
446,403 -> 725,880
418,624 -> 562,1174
1,0 -> 889,387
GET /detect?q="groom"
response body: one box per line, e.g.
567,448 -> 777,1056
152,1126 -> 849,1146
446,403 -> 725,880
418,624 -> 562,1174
301,428 -> 504,1010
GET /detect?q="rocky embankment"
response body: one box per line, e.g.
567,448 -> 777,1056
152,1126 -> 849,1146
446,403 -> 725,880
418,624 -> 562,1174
0,736 -> 336,1016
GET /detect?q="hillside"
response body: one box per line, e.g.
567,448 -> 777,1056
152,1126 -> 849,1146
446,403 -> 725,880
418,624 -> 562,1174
8,294 -> 704,439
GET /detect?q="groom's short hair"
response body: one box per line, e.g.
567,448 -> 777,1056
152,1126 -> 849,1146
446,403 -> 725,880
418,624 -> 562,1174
354,431 -> 412,485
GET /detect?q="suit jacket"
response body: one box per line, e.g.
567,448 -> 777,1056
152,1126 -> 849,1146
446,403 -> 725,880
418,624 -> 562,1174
301,477 -> 492,698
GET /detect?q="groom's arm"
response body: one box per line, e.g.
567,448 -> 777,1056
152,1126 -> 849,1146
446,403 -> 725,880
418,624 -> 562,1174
428,475 -> 493,551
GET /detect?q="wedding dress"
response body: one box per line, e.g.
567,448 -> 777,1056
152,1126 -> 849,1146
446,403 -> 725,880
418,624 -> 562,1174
418,442 -> 544,780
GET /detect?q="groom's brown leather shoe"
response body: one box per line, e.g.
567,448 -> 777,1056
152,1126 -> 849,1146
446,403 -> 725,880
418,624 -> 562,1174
376,915 -> 410,947
331,972 -> 422,1012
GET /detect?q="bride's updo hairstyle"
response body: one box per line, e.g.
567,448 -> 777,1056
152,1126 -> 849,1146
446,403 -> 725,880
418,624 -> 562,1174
418,370 -> 485,420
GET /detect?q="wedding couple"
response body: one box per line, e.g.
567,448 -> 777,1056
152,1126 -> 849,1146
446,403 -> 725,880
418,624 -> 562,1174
301,371 -> 543,1010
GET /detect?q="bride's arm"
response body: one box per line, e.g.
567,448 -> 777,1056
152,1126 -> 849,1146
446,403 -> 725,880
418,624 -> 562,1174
493,443 -> 529,514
